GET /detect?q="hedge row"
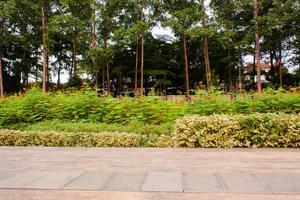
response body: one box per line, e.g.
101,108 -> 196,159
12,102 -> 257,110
172,113 -> 300,148
0,130 -> 139,147
1,113 -> 299,148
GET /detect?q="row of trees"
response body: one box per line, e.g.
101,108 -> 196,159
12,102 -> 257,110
0,0 -> 299,98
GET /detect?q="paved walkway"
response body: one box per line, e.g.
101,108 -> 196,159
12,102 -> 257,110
0,147 -> 300,200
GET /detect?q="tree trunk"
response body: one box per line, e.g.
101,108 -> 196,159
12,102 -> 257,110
92,0 -> 98,95
270,49 -> 275,85
238,47 -> 243,91
254,0 -> 262,94
119,74 -> 122,97
279,43 -> 283,88
57,65 -> 61,88
0,53 -> 3,98
252,47 -> 256,90
201,0 -> 212,87
46,53 -> 50,85
183,35 -> 190,99
72,36 -> 77,76
134,41 -> 139,96
35,66 -> 38,83
104,19 -> 111,96
203,37 -> 211,87
140,5 -> 144,96
41,1 -> 47,93
106,62 -> 110,95
102,67 -> 105,93
228,46 -> 233,92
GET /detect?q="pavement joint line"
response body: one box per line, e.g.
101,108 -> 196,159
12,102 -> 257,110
61,171 -> 87,189
180,172 -> 184,193
2,187 -> 300,195
250,172 -> 273,193
22,171 -> 53,189
182,172 -> 187,193
0,171 -> 20,181
100,172 -> 117,191
214,172 -> 228,192
138,172 -> 148,192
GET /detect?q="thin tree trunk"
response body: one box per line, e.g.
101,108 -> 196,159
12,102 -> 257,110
140,5 -> 144,96
57,65 -> 61,88
279,43 -> 283,88
254,0 -> 262,94
102,67 -> 105,93
119,74 -> 122,97
0,53 -> 3,98
92,0 -> 98,95
201,0 -> 212,87
183,35 -> 190,99
252,47 -> 256,90
95,72 -> 99,94
270,49 -> 275,85
41,1 -> 47,93
106,62 -> 110,95
228,46 -> 233,92
203,37 -> 211,87
104,19 -> 111,96
134,41 -> 139,96
72,36 -> 77,76
35,66 -> 38,83
238,47 -> 243,91
46,53 -> 50,84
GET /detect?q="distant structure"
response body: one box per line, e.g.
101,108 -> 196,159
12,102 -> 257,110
244,61 -> 286,83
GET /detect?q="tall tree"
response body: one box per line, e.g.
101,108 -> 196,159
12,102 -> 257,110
91,0 -> 98,94
254,0 -> 262,93
162,1 -> 199,98
201,0 -> 212,87
0,53 -> 3,98
41,0 -> 47,93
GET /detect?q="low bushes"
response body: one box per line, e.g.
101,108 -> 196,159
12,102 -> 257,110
172,113 -> 300,148
0,113 -> 299,148
0,130 -> 140,147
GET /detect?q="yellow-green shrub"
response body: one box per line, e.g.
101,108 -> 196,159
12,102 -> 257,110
0,130 -> 140,147
172,113 -> 300,148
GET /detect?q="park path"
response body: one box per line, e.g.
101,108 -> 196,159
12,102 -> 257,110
0,147 -> 300,200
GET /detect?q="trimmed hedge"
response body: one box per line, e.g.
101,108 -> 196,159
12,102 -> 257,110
172,113 -> 300,148
0,130 -> 139,147
1,113 -> 299,148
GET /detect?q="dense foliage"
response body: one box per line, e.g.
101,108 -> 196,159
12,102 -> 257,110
1,113 -> 299,148
0,130 -> 140,147
173,113 -> 300,148
0,0 -> 299,97
0,88 -> 299,127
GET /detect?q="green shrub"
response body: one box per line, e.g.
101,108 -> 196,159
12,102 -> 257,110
0,130 -> 140,147
172,113 -> 300,148
0,88 -> 299,127
189,90 -> 300,115
19,121 -> 174,147
0,89 -> 184,126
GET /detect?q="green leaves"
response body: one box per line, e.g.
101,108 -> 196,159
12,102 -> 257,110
0,88 -> 299,128
173,113 -> 300,148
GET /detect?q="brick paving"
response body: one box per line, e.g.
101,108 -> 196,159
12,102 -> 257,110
0,147 -> 300,199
